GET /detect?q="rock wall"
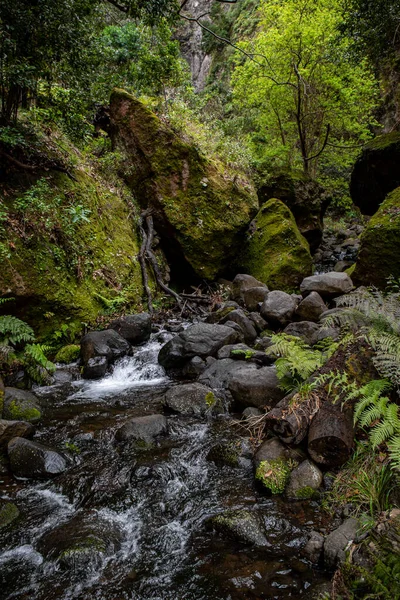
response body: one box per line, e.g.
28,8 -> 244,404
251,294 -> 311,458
177,0 -> 213,91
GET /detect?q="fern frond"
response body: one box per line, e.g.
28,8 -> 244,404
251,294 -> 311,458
370,420 -> 397,449
387,435 -> 400,469
0,315 -> 35,346
359,397 -> 389,428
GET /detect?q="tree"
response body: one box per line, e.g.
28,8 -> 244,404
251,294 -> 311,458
231,0 -> 379,181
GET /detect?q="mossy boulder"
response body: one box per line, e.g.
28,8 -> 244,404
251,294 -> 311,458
350,132 -> 400,215
109,89 -> 258,280
0,168 -> 143,336
0,501 -> 19,529
239,199 -> 312,291
258,170 -> 330,252
54,344 -> 81,364
3,388 -> 41,423
352,187 -> 400,287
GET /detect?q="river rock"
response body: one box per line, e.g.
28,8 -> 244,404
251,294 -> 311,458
205,301 -> 240,325
324,518 -> 359,568
80,329 -> 131,367
109,313 -> 151,345
303,531 -> 324,564
295,292 -> 327,322
285,459 -> 323,499
300,272 -> 353,298
228,365 -> 284,409
0,500 -> 19,529
164,383 -> 217,416
209,510 -> 270,547
3,388 -> 41,423
241,287 -> 270,312
158,323 -> 238,370
249,312 -> 269,333
231,274 -> 267,303
207,437 -> 252,467
220,309 -> 257,344
115,414 -> 168,443
254,437 -> 304,469
8,437 -> 67,478
260,291 -> 299,327
83,356 -> 108,380
181,356 -> 206,379
283,321 -> 320,346
0,419 -> 34,448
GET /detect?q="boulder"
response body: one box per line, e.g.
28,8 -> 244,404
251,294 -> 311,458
0,419 -> 34,449
228,366 -> 284,409
254,437 -> 304,469
248,312 -> 269,333
257,170 -> 330,251
240,199 -> 312,291
109,313 -> 152,345
158,323 -> 238,370
220,309 -> 257,344
181,356 -> 206,379
324,518 -> 359,568
231,274 -> 267,303
110,89 -> 258,280
241,287 -> 270,312
283,321 -> 320,346
163,383 -> 217,416
3,388 -> 41,423
260,290 -> 299,327
350,132 -> 400,215
207,438 -> 252,467
199,358 -> 248,398
83,356 -> 108,380
209,510 -> 270,547
0,500 -> 19,529
8,437 -> 67,478
352,187 -> 400,287
303,531 -> 324,564
205,301 -> 240,325
115,414 -> 167,443
285,459 -> 323,500
295,292 -> 327,323
300,272 -> 353,299
80,329 -> 130,367
54,344 -> 81,364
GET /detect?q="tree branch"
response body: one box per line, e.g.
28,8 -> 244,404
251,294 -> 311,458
306,124 -> 331,163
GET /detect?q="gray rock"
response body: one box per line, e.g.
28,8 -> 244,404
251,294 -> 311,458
300,272 -> 354,298
228,365 -> 284,409
283,321 -> 320,346
220,309 -> 257,344
324,518 -> 359,568
0,500 -> 20,529
115,414 -> 168,443
231,274 -> 267,303
254,437 -> 305,469
3,388 -> 41,423
260,291 -> 299,327
0,419 -> 34,449
210,510 -> 270,547
334,260 -> 353,272
295,291 -> 327,323
222,321 -> 245,342
285,459 -> 323,499
80,329 -> 131,367
241,287 -> 269,312
199,358 -> 253,400
164,383 -> 216,416
8,437 -> 67,478
205,302 -> 240,325
248,312 -> 269,333
303,531 -> 324,564
207,437 -> 252,467
217,343 -> 251,359
83,356 -> 108,380
181,356 -> 206,379
109,313 -> 152,345
158,323 -> 238,370
242,407 -> 263,418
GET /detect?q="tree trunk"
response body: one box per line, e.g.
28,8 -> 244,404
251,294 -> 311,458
308,402 -> 354,467
263,391 -> 311,445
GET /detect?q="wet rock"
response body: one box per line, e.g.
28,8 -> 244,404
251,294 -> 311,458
158,323 -> 238,370
209,510 -> 270,547
241,287 -> 269,312
205,301 -> 240,325
303,531 -> 324,564
228,365 -> 284,409
283,321 -> 320,346
248,312 -> 269,333
8,437 -> 67,478
115,414 -> 168,443
3,388 -> 41,423
199,358 -> 252,401
300,272 -> 353,299
253,437 -> 304,470
109,313 -> 152,345
207,438 -> 252,467
220,309 -> 257,344
231,274 -> 267,303
285,459 -> 323,500
0,500 -> 20,529
295,292 -> 327,323
33,381 -> 73,403
83,356 -> 108,380
260,291 -> 299,327
164,383 -> 217,416
181,356 -> 206,379
80,329 -> 131,367
324,518 -> 358,568
0,419 -> 34,448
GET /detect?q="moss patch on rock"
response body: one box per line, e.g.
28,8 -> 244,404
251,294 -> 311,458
239,198 -> 312,291
54,345 -> 81,364
352,187 -> 400,287
110,89 -> 258,280
255,457 -> 296,495
0,501 -> 20,529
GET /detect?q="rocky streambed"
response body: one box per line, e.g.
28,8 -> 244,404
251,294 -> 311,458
0,327 -> 336,599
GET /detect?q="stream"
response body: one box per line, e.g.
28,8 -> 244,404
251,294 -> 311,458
0,330 -> 331,599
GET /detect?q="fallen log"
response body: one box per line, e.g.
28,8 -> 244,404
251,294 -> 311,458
262,391 -> 319,445
308,402 -> 354,467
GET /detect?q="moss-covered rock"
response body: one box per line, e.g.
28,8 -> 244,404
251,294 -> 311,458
109,89 -> 258,280
54,344 -> 81,364
0,501 -> 19,529
239,199 -> 312,291
352,187 -> 400,287
257,170 -> 330,252
350,132 -> 400,215
3,388 -> 41,423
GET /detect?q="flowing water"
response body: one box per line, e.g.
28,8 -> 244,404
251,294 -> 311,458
0,332 -> 330,600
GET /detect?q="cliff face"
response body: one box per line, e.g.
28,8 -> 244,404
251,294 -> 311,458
177,0 -> 213,91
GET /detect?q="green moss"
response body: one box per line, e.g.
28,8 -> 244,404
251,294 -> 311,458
231,349 -> 255,360
205,391 -> 217,407
255,457 -> 295,494
54,344 -> 81,364
208,440 -> 242,467
0,502 -> 20,529
353,186 -> 400,287
365,131 -> 400,151
6,399 -> 41,423
345,263 -> 356,277
240,199 -> 312,292
295,486 -> 317,499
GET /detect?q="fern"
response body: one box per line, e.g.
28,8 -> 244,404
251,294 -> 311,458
22,343 -> 55,384
0,315 -> 35,346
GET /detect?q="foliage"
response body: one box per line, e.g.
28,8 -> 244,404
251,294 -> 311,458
230,0 -> 379,192
0,316 -> 35,346
231,348 -> 255,360
255,458 -> 297,494
22,344 -> 56,384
